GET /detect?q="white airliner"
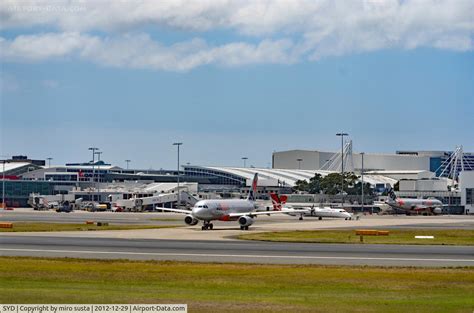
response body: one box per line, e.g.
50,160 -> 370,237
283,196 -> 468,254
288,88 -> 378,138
270,193 -> 353,220
386,188 -> 443,215
161,174 -> 305,230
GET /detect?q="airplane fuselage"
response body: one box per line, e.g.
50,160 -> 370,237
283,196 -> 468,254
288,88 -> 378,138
285,206 -> 353,219
191,199 -> 257,221
386,198 -> 443,214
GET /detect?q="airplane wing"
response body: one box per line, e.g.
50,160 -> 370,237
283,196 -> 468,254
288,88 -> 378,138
228,209 -> 310,218
159,208 -> 193,214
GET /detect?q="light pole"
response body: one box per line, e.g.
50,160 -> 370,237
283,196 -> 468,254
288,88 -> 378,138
47,157 -> 53,168
88,147 -> 98,201
125,159 -> 131,170
336,132 -> 348,207
297,158 -> 303,170
2,160 -> 5,209
95,151 -> 102,202
242,157 -> 248,168
173,142 -> 183,208
361,152 -> 365,214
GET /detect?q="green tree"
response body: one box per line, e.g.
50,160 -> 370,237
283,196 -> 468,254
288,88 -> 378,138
320,173 -> 342,195
308,173 -> 323,194
394,181 -> 400,191
293,179 -> 309,193
293,173 -> 323,194
320,172 -> 358,195
349,181 -> 374,196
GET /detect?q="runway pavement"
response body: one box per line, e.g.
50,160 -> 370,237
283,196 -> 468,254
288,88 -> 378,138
0,208 -> 182,225
1,209 -> 473,266
2,209 -> 474,241
1,235 -> 473,267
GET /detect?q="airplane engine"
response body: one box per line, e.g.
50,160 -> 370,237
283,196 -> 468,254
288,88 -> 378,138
238,216 -> 254,227
184,215 -> 199,226
432,208 -> 442,215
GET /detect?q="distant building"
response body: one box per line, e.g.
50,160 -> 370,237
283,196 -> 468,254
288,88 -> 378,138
183,165 -> 396,192
8,155 -> 46,167
21,163 -> 123,182
396,150 -> 474,177
0,161 -> 42,177
460,171 -> 474,214
272,149 -> 474,175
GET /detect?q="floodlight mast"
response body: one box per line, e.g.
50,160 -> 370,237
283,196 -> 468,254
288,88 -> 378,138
173,142 -> 183,208
336,132 -> 349,207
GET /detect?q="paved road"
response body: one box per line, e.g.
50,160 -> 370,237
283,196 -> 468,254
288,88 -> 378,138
1,235 -> 473,267
3,209 -> 474,229
0,209 -> 182,225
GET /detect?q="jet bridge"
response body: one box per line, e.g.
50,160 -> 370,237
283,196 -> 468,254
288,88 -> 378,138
112,191 -> 199,212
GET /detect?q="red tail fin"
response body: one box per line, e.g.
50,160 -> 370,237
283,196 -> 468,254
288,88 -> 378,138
247,173 -> 258,201
270,193 -> 286,211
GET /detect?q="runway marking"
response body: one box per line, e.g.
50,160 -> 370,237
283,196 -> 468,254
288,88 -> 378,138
1,248 -> 473,263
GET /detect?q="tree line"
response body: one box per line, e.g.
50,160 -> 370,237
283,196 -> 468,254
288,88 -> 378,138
293,173 -> 374,196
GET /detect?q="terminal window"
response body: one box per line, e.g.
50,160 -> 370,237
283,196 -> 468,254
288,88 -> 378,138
467,189 -> 473,205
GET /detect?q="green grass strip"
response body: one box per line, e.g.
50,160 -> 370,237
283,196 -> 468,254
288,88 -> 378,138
239,229 -> 474,245
0,257 -> 473,313
0,222 -> 181,232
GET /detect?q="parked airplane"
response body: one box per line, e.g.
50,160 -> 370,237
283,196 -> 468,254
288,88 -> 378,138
160,174 -> 305,230
270,193 -> 353,220
386,189 -> 443,215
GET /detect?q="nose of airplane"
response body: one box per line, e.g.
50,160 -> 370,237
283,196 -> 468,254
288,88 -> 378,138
192,206 -> 210,219
192,206 -> 203,217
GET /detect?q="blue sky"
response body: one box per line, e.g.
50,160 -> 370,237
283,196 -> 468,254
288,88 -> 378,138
1,1 -> 473,169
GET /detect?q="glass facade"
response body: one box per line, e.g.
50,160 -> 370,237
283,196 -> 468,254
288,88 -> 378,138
1,180 -> 52,207
45,173 -> 78,181
1,180 -> 80,207
467,188 -> 473,205
184,166 -> 246,186
65,168 -> 108,182
433,153 -> 474,178
430,157 -> 443,176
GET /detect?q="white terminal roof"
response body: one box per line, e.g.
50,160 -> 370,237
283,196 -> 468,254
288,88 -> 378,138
0,162 -> 39,173
63,165 -> 121,170
80,182 -> 196,194
201,166 -> 397,187
365,170 -> 430,174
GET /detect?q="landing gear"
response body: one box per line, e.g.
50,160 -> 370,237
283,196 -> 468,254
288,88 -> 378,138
240,226 -> 249,230
299,215 -> 304,221
318,216 -> 322,220
201,222 -> 214,230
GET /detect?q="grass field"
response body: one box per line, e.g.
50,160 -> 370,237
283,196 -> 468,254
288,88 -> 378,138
239,229 -> 474,245
0,222 -> 181,232
0,257 -> 473,313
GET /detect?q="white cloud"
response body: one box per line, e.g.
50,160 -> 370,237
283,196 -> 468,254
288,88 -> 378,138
0,32 -> 296,71
0,32 -> 97,61
0,0 -> 472,70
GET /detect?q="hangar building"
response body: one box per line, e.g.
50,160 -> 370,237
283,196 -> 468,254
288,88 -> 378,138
272,149 -> 474,176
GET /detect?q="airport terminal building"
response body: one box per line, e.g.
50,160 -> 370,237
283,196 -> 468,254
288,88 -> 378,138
272,149 -> 474,175
1,148 -> 474,213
